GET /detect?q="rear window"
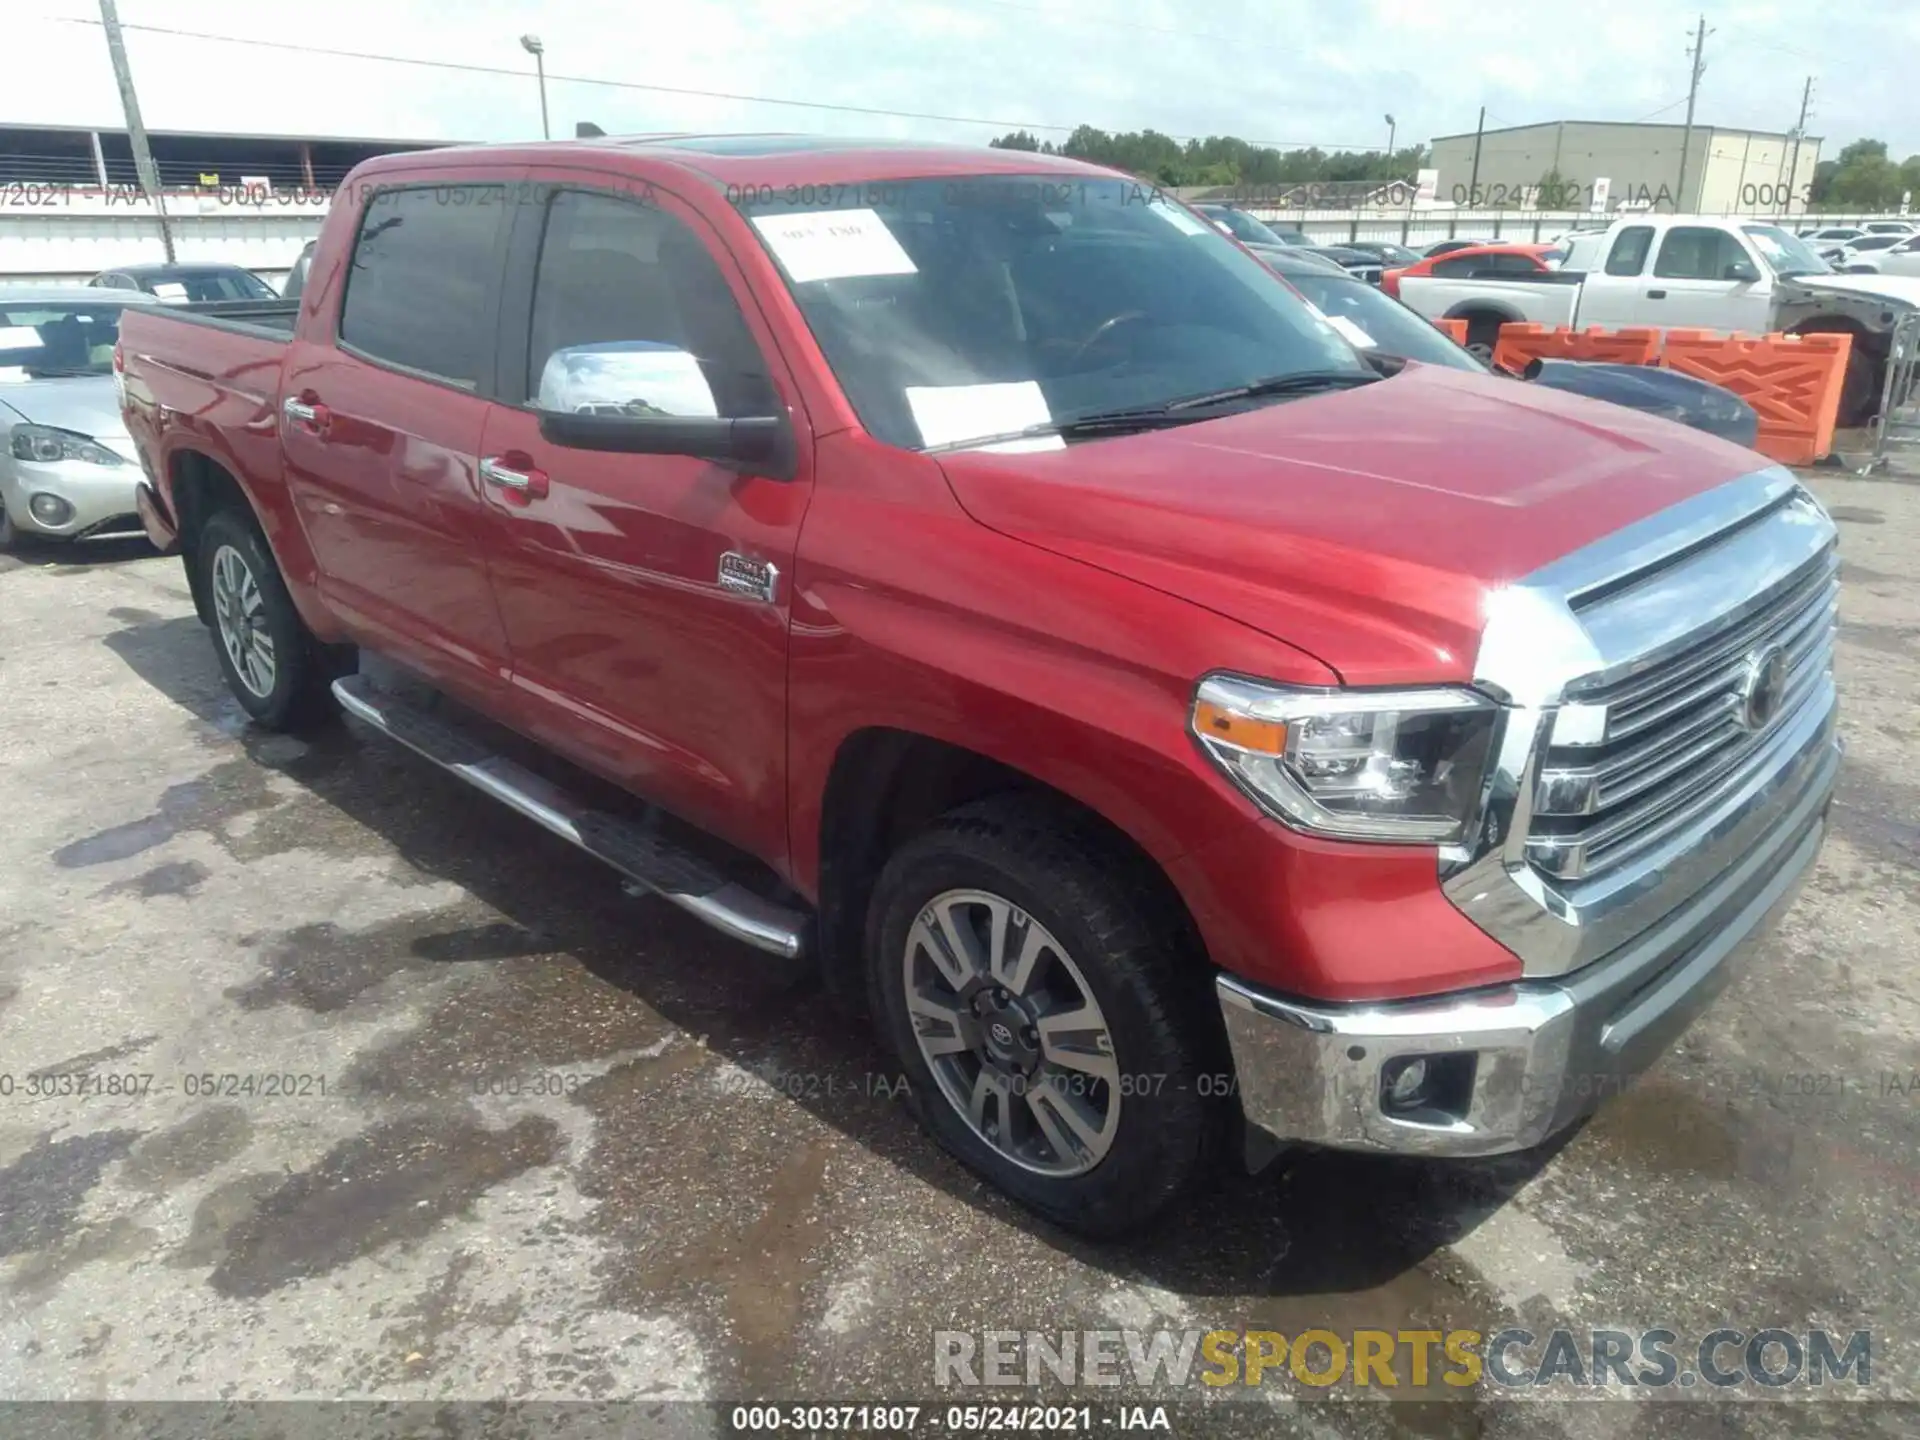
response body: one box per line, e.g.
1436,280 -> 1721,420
338,184 -> 509,387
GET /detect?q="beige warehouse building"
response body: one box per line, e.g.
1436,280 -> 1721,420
1427,120 -> 1822,214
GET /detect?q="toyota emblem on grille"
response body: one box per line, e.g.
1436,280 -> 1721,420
1737,643 -> 1789,732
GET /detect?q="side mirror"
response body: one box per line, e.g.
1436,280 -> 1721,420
531,342 -> 796,479
1724,259 -> 1761,283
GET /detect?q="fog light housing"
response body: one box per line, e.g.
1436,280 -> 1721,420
1384,1056 -> 1429,1109
1380,1052 -> 1477,1121
28,492 -> 76,527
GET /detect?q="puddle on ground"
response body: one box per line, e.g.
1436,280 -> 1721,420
206,1111 -> 564,1298
120,1105 -> 254,1191
28,1035 -> 159,1079
99,859 -> 210,900
229,911 -> 553,1016
0,1129 -> 143,1258
51,761 -> 283,869
1825,506 -> 1885,525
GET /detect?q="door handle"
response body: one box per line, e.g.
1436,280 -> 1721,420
480,455 -> 549,500
282,395 -> 331,429
1646,289 -> 1667,299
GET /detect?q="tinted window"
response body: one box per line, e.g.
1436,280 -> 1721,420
339,184 -> 507,386
524,189 -> 776,419
1654,227 -> 1752,280
1430,256 -> 1479,278
1277,271 -> 1481,373
1604,226 -> 1655,276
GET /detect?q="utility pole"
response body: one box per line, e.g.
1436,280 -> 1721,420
1784,76 -> 1815,216
1468,106 -> 1486,204
1675,14 -> 1712,213
98,0 -> 174,261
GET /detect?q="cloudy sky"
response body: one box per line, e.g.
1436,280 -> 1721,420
11,0 -> 1917,161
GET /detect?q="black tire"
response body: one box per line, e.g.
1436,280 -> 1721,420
867,796 -> 1227,1238
1461,313 -> 1504,365
0,495 -> 15,552
196,506 -> 344,730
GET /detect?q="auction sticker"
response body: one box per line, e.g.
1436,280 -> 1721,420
751,208 -> 917,284
906,380 -> 1052,449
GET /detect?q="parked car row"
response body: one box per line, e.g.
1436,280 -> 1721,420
1389,213 -> 1920,423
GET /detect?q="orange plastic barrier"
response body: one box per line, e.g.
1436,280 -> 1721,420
1435,317 -> 1468,346
1658,329 -> 1854,466
1491,323 -> 1663,374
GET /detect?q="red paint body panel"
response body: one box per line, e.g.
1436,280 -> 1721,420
1382,242 -> 1556,298
115,138 -> 1757,1005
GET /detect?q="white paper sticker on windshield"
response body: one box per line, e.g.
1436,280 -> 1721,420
751,208 -> 917,284
1323,314 -> 1377,349
1147,201 -> 1212,237
977,434 -> 1067,454
906,381 -> 1051,449
152,281 -> 189,302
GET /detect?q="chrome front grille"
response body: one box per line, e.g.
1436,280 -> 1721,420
1526,544 -> 1838,884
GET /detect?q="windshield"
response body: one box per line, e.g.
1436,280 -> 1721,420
742,175 -> 1368,450
0,302 -> 137,377
1276,270 -> 1483,374
145,269 -> 276,303
1744,225 -> 1833,277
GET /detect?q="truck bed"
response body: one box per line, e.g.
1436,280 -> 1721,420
1396,271 -> 1584,329
141,298 -> 300,343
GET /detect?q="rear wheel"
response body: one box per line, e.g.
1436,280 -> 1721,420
0,494 -> 15,552
1460,312 -> 1505,364
197,507 -> 344,730
868,797 -> 1226,1237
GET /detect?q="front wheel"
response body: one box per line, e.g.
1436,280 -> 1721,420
868,797 -> 1227,1238
0,495 -> 15,552
197,507 -> 342,730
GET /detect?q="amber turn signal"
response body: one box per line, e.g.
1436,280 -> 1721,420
1192,699 -> 1288,755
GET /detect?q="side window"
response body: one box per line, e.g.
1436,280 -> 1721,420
1430,256 -> 1478,278
1654,227 -> 1750,281
338,184 -> 507,387
1476,254 -> 1542,276
524,188 -> 776,419
1604,226 -> 1655,276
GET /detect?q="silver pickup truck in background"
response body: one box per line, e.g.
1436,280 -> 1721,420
1393,215 -> 1920,425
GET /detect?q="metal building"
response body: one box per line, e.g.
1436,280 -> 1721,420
1427,120 -> 1823,214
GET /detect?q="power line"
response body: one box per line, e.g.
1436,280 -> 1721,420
44,14 -> 1376,153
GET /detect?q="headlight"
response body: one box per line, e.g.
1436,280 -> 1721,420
1191,675 -> 1499,843
10,424 -> 125,466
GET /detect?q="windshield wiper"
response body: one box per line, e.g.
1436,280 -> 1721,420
1163,369 -> 1381,411
924,408 -> 1208,454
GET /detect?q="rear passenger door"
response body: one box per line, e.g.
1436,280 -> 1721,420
473,178 -> 812,865
281,174 -> 521,704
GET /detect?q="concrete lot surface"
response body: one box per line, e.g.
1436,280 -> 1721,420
1,471 -> 1917,1438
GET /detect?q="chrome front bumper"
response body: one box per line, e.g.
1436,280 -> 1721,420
1218,728 -> 1839,1158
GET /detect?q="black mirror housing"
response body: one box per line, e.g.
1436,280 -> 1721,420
536,411 -> 797,479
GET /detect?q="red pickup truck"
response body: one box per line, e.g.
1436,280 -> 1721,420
119,136 -> 1841,1237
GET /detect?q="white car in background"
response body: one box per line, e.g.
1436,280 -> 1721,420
0,287 -> 161,551
1832,233 -> 1920,273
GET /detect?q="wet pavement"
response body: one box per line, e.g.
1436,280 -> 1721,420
0,474 -> 1917,1438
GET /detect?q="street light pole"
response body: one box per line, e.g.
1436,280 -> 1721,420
1385,114 -> 1397,166
99,0 -> 175,261
520,34 -> 550,140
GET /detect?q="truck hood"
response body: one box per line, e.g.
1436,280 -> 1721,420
1779,272 -> 1920,309
0,374 -> 136,461
935,363 -> 1770,685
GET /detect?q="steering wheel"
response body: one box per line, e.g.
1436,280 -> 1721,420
1068,310 -> 1150,367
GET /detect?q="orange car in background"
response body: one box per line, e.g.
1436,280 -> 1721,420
1382,241 -> 1565,299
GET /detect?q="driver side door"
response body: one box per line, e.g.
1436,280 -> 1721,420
474,178 -> 813,865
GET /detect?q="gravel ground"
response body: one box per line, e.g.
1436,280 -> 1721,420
0,468 -> 1916,1439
